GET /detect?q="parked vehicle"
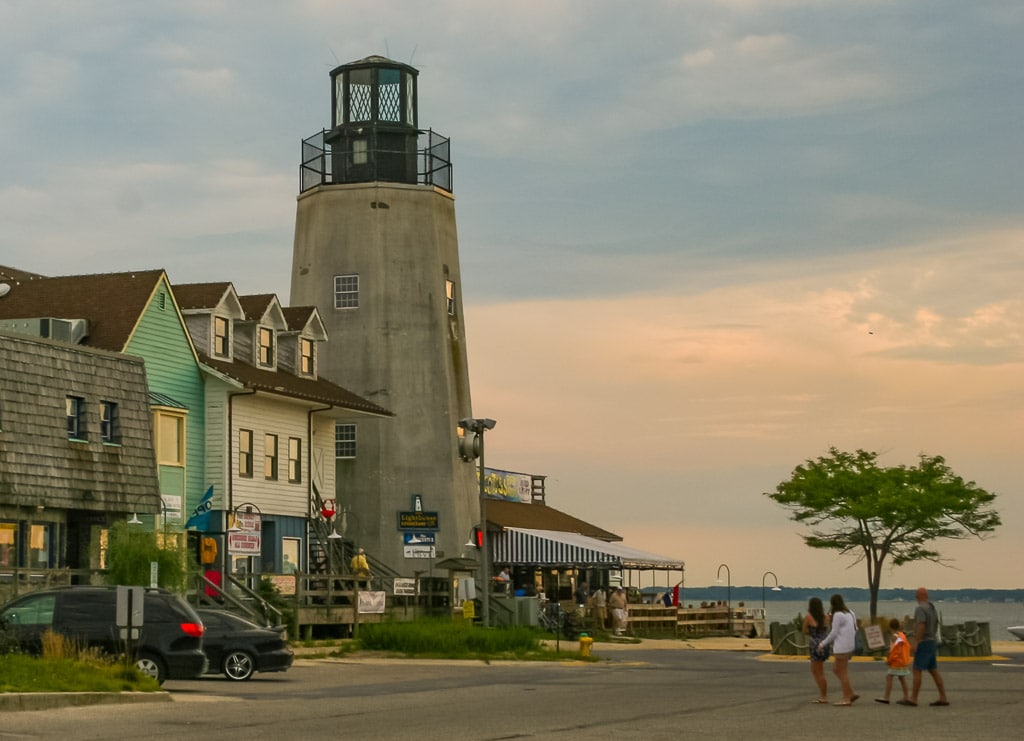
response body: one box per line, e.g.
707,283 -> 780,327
196,608 -> 293,681
0,586 -> 207,683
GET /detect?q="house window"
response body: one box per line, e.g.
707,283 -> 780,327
214,317 -> 231,358
0,522 -> 17,568
352,138 -> 368,165
100,401 -> 119,443
300,338 -> 315,375
446,280 -> 456,316
264,434 -> 278,480
29,524 -> 51,568
258,327 -> 275,366
288,437 -> 302,483
239,429 -> 253,477
154,410 -> 185,466
334,275 -> 359,309
335,423 -> 356,459
282,537 -> 300,573
66,396 -> 85,440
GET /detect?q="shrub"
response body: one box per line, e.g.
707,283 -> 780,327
358,618 -> 542,657
104,521 -> 187,590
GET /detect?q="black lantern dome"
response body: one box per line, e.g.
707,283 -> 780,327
325,55 -> 419,185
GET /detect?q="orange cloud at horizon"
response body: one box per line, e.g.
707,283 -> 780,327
466,229 -> 1023,589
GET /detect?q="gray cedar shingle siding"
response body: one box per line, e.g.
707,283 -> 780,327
0,332 -> 161,513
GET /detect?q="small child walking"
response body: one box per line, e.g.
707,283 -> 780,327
875,618 -> 912,704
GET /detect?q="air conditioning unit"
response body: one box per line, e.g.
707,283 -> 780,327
40,318 -> 90,345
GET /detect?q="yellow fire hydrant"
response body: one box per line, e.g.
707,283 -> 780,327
579,633 -> 594,657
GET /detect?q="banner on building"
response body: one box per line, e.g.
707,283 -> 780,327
358,591 -> 387,614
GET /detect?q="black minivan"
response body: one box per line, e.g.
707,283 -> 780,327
0,586 -> 208,683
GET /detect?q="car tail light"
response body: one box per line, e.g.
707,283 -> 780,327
181,622 -> 205,637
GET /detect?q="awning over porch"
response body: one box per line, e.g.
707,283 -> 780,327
493,528 -> 685,570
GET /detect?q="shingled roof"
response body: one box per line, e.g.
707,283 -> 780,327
281,306 -> 318,332
200,353 -> 392,416
238,294 -> 278,321
172,282 -> 235,311
0,268 -> 167,352
486,498 -> 622,542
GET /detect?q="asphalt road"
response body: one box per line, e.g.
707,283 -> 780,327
3,648 -> 1023,740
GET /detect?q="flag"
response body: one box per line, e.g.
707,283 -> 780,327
185,486 -> 214,531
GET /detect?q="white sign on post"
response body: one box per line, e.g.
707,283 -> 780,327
393,578 -> 417,596
403,545 -> 435,559
150,561 -> 159,589
863,624 -> 886,651
116,585 -> 144,641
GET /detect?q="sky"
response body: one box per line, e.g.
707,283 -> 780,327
1,1 -> 1021,590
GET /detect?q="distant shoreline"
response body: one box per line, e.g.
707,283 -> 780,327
661,587 -> 1024,603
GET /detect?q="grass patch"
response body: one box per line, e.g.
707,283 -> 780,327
351,618 -> 587,660
0,630 -> 161,693
0,653 -> 161,693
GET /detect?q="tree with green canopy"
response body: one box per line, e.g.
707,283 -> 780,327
766,448 -> 1000,619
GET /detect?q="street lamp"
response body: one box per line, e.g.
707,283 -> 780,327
127,494 -> 167,527
458,416 -> 496,627
761,570 -> 782,611
716,563 -> 732,636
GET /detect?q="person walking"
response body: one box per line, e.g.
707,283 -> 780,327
903,586 -> 950,707
608,586 -> 628,635
802,597 -> 832,703
350,547 -> 370,582
818,593 -> 860,706
574,578 -> 590,608
593,586 -> 608,630
876,618 -> 912,704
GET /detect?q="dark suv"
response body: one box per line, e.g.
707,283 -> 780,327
0,586 -> 208,683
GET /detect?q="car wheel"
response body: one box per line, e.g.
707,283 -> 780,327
136,653 -> 166,684
223,650 -> 255,681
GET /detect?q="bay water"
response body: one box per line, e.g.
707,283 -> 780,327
756,599 -> 1024,640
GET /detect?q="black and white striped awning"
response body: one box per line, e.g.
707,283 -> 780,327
492,527 -> 684,570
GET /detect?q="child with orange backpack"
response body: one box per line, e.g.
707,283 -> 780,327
875,618 -> 912,704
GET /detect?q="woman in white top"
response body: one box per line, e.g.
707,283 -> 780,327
818,593 -> 860,706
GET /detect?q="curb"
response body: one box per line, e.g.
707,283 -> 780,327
0,691 -> 171,713
758,653 -> 1013,663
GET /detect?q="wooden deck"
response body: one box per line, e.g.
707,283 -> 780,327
626,603 -> 768,637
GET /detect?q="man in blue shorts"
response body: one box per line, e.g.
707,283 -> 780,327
902,586 -> 949,707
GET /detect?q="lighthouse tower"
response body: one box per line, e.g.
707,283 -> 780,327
290,56 -> 479,574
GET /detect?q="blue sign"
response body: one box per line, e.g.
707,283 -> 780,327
403,532 -> 436,545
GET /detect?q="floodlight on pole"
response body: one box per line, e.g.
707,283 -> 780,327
761,570 -> 781,611
717,563 -> 732,635
457,417 -> 497,627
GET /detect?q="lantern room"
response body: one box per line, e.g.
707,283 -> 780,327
325,55 -> 419,185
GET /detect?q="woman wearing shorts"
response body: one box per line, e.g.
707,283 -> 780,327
818,593 -> 860,706
803,597 -> 832,703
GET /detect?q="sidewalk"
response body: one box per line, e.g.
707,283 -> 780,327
576,635 -> 1024,659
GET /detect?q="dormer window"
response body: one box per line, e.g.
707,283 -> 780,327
258,326 -> 275,367
300,338 -> 315,376
213,316 -> 231,358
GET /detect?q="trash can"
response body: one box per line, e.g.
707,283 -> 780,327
579,632 -> 594,657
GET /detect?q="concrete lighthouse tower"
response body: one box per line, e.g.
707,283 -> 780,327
290,55 -> 480,575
